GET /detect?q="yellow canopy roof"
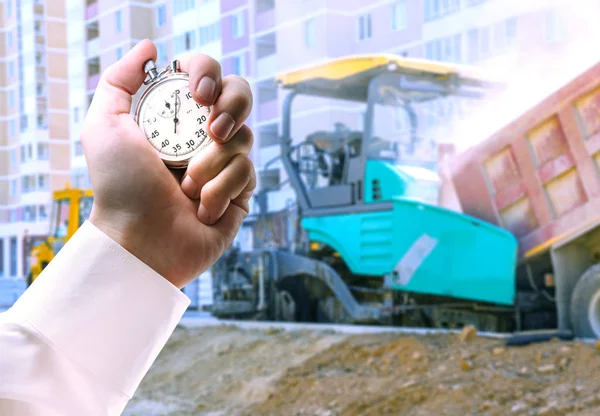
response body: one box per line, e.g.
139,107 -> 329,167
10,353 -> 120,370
276,54 -> 501,102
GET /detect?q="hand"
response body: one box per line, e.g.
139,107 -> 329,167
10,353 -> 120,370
82,40 -> 255,288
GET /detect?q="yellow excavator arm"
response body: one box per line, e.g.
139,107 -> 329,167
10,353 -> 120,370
27,186 -> 94,286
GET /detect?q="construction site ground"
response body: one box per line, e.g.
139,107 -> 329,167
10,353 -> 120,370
123,324 -> 600,416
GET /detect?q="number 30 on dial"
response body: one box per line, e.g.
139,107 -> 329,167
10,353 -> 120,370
134,59 -> 212,169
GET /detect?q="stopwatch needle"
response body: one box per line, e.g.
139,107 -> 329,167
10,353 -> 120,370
173,98 -> 179,134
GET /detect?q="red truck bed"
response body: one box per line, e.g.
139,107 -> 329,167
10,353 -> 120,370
450,61 -> 600,259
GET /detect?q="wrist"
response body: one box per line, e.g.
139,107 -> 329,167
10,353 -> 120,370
88,208 -> 183,288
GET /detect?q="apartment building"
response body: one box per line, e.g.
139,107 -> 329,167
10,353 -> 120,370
0,0 -> 69,279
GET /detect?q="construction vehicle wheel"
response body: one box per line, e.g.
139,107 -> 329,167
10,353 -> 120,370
570,264 -> 600,338
274,278 -> 312,322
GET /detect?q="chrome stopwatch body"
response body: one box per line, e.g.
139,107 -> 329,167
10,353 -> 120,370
134,59 -> 212,169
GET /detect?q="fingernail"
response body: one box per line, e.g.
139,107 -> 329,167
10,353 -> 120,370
211,113 -> 235,141
197,77 -> 216,102
197,204 -> 211,224
181,176 -> 200,199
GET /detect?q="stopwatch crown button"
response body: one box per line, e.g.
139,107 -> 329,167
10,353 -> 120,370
143,59 -> 158,82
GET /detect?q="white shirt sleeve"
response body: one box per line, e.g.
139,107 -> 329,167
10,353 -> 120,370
0,221 -> 191,415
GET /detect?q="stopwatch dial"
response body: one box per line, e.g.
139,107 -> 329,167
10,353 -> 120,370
138,78 -> 211,160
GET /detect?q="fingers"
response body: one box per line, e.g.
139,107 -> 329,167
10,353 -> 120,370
157,51 -> 253,143
177,52 -> 222,106
197,154 -> 256,225
181,124 -> 253,199
90,39 -> 157,118
208,75 -> 253,143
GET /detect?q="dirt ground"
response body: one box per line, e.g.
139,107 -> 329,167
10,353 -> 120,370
123,324 -> 600,416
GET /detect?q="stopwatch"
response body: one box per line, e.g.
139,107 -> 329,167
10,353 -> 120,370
134,59 -> 212,169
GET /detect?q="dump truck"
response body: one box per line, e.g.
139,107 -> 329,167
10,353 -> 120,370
449,60 -> 600,338
209,54 -> 521,332
27,187 -> 94,286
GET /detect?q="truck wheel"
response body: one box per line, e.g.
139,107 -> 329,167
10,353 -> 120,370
274,278 -> 312,322
570,264 -> 600,338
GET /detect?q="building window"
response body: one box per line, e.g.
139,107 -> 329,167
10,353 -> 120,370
37,113 -> 46,129
23,206 -> 35,222
480,26 -> 490,55
116,46 -> 123,60
9,120 -> 15,137
358,14 -> 372,41
8,61 -> 13,77
6,0 -> 11,18
304,18 -> 315,48
38,174 -> 48,191
392,1 -> 407,31
20,114 -> 27,132
199,21 -> 221,45
73,107 -> 79,123
157,4 -> 166,27
37,143 -> 49,160
232,54 -> 246,77
506,17 -> 517,46
174,31 -> 196,55
0,239 -> 3,277
39,205 -> 48,221
7,31 -> 12,47
467,0 -> 487,6
173,0 -> 195,15
8,90 -> 14,107
467,28 -> 479,63
493,18 -> 518,50
425,34 -> 462,63
545,9 -> 565,43
20,144 -> 25,163
9,149 -> 17,167
9,179 -> 17,196
424,0 -> 460,21
156,42 -> 168,65
21,175 -> 34,193
75,140 -> 84,156
9,237 -> 16,277
115,10 -> 123,33
232,12 -> 245,38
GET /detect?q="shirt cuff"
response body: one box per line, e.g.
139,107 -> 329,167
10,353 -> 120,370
9,220 -> 190,398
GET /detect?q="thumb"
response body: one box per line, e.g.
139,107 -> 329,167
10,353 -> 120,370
89,39 -> 157,118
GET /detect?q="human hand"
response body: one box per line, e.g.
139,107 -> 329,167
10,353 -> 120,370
82,40 -> 255,288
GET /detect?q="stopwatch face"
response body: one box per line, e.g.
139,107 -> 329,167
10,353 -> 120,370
136,75 -> 212,167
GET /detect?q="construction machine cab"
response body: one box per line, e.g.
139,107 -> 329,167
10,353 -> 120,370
276,54 -> 501,215
27,187 -> 94,286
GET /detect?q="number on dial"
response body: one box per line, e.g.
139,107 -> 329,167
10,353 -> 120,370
138,77 -> 211,160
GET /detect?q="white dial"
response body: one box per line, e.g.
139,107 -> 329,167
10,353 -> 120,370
136,75 -> 211,167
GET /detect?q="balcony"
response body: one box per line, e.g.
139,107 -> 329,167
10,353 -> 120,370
87,73 -> 100,91
255,8 -> 275,33
256,55 -> 276,79
85,1 -> 98,20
